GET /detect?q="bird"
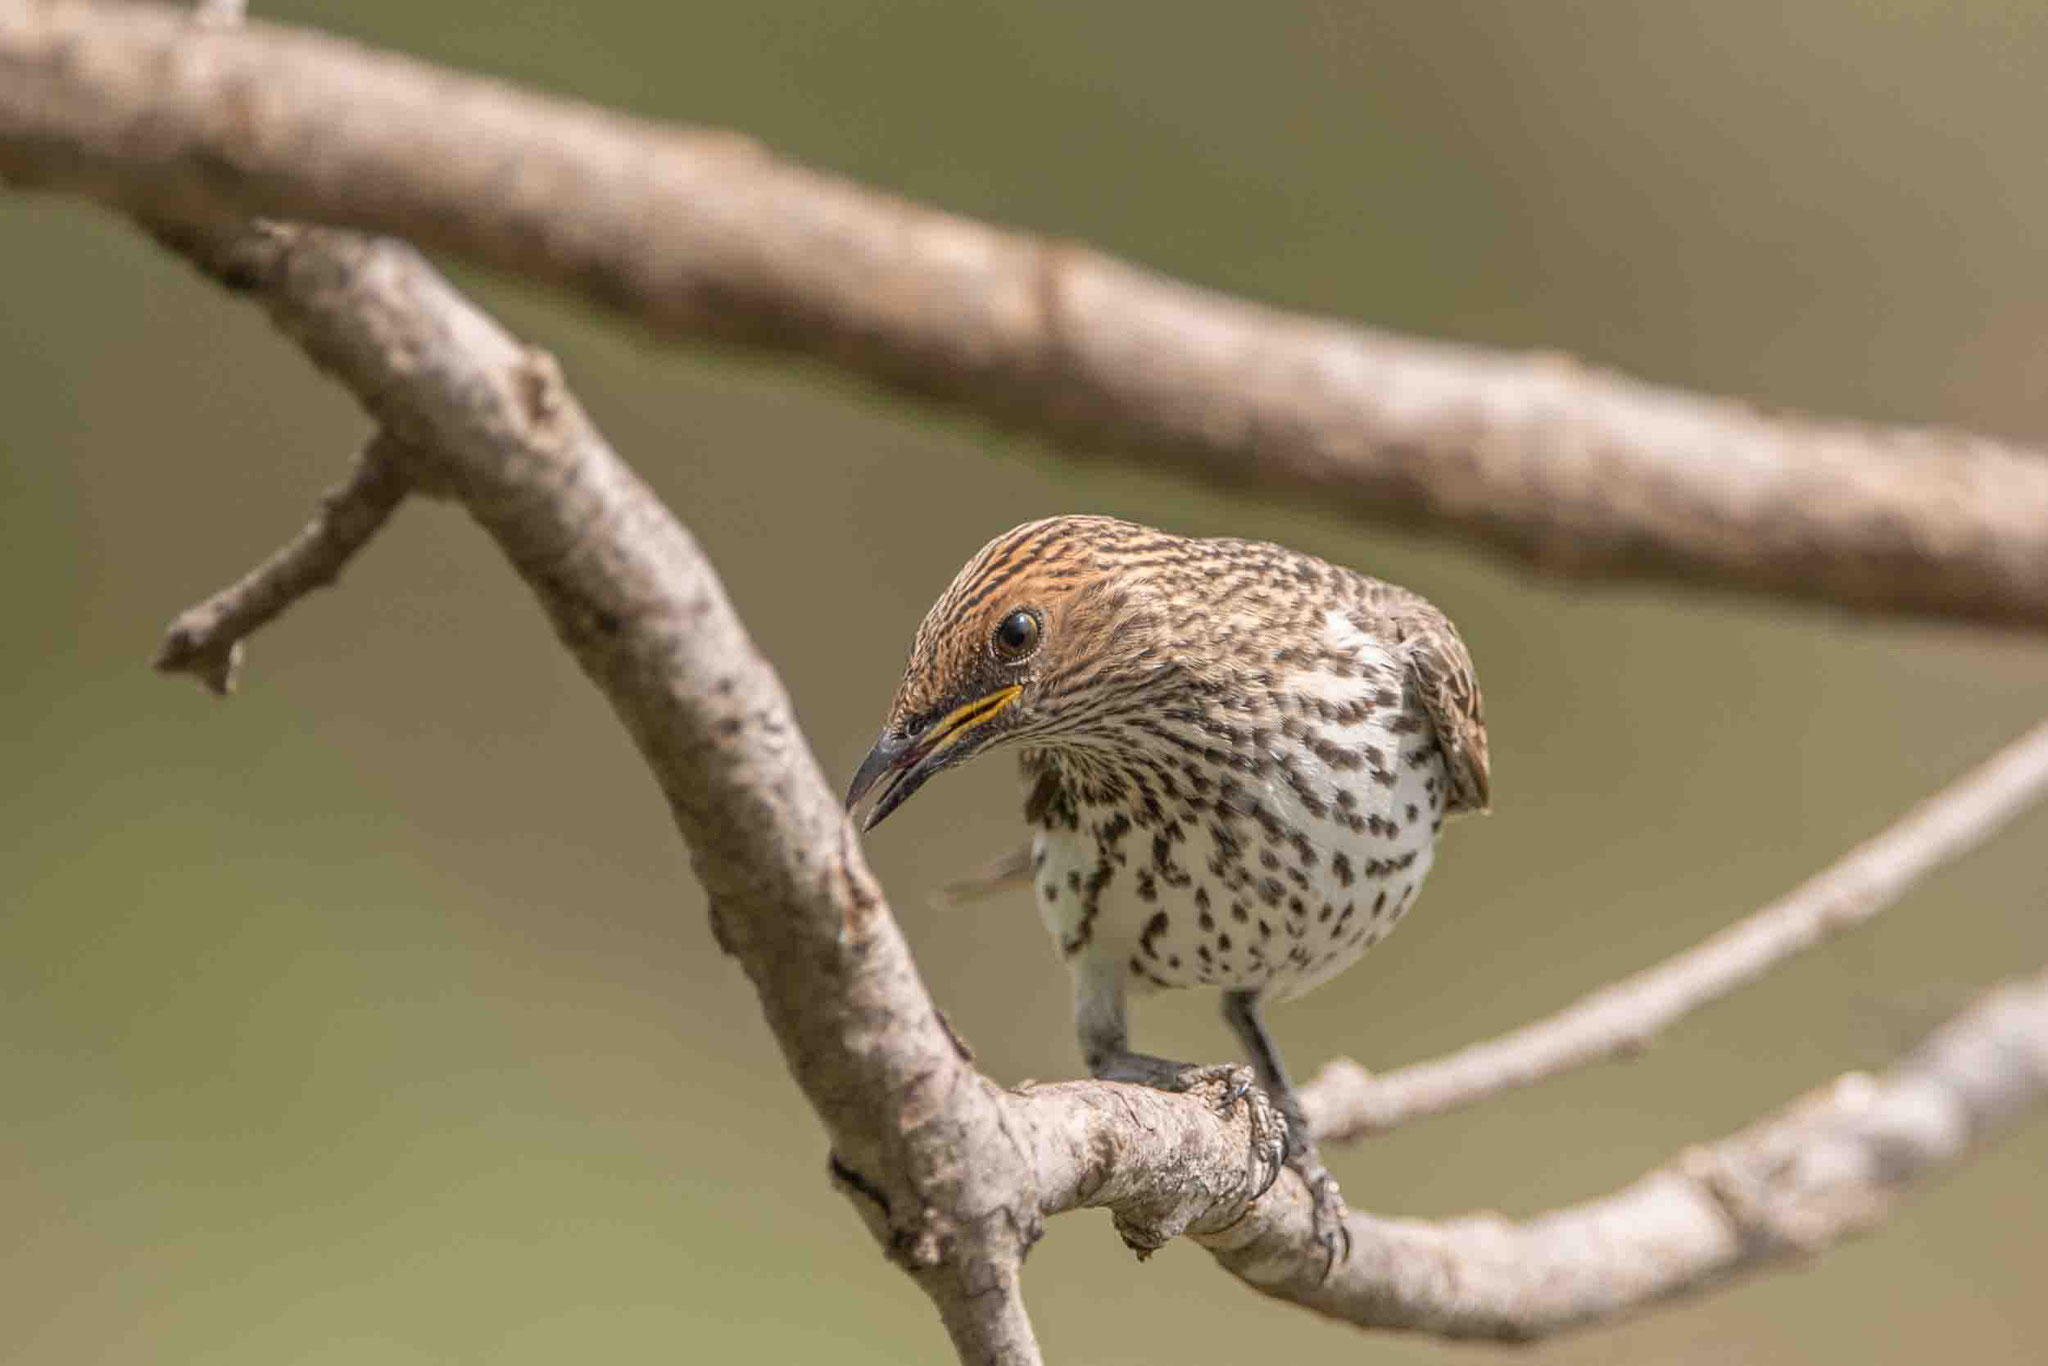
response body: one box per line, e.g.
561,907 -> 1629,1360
844,515 -> 1489,1263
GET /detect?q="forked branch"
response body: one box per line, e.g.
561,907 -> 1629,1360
1025,965 -> 2048,1339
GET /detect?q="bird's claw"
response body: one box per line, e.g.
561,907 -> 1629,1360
1199,1071 -> 1348,1273
1259,1087 -> 1351,1278
1172,1061 -> 1257,1115
1152,1063 -> 1287,1197
1300,1162 -> 1352,1278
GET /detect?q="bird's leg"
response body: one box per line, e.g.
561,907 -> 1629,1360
1222,989 -> 1351,1275
1075,960 -> 1242,1096
1073,961 -> 1284,1171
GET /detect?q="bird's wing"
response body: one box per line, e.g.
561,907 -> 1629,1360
1399,609 -> 1491,815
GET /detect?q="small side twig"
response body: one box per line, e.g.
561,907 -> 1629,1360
152,430 -> 409,694
1303,715 -> 2048,1140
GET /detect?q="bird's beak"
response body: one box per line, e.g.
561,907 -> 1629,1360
845,685 -> 1022,833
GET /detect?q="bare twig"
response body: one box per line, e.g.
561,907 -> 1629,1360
1026,965 -> 2048,1340
1302,715 -> 2048,1141
152,429 -> 408,693
5,1 -> 2048,629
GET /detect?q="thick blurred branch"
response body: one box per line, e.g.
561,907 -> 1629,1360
153,429 -> 409,693
6,1 -> 2048,628
1303,716 -> 2048,1140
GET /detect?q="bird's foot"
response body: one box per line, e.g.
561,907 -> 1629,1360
1271,1094 -> 1351,1279
1091,1054 -> 1287,1200
1287,1145 -> 1352,1280
1171,1061 -> 1257,1115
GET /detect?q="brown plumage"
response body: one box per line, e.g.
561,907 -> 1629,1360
846,515 -> 1489,1265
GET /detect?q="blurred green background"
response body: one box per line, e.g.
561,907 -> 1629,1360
6,2 -> 2048,1362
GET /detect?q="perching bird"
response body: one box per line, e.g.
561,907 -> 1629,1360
845,515 -> 1489,1260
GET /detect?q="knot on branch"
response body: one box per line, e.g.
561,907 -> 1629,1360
513,346 -> 569,434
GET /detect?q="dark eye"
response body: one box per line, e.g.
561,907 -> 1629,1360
903,713 -> 931,739
993,609 -> 1041,659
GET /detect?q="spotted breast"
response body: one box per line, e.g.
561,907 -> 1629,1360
1030,604 -> 1450,1005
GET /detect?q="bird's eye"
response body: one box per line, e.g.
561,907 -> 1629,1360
903,713 -> 931,739
993,609 -> 1041,660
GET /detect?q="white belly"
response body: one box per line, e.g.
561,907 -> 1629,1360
1034,740 -> 1448,1002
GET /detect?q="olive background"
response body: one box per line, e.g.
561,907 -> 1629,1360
7,3 -> 2048,1362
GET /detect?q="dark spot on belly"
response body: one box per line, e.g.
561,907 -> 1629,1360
1140,911 -> 1169,958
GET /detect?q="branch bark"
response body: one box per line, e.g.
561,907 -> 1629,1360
1302,715 -> 2048,1140
6,0 -> 2048,629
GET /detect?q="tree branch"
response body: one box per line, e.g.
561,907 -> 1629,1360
24,3 -> 2046,1355
152,428 -> 409,693
6,0 -> 2048,629
1027,965 -> 2048,1340
1302,715 -> 2048,1140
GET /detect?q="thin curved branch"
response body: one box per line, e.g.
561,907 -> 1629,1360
1024,966 -> 2048,1340
1302,715 -> 2048,1140
5,1 -> 2048,628
153,429 -> 409,693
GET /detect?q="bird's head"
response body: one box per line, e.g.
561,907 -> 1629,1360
845,516 -> 1180,832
